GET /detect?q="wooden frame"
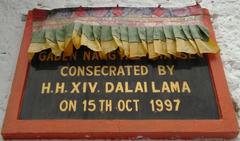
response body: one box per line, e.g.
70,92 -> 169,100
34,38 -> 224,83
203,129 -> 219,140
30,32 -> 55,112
1,9 -> 239,140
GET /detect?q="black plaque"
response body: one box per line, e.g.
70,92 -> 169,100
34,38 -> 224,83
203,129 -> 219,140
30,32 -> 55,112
20,47 -> 219,119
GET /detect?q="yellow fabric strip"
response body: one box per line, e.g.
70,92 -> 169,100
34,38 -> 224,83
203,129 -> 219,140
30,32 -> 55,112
28,53 -> 35,60
113,36 -> 125,58
101,40 -> 118,54
72,30 -> 81,49
64,39 -> 73,56
122,41 -> 130,58
195,39 -> 220,54
29,37 -> 220,60
148,43 -> 158,59
176,39 -> 198,54
166,39 -> 178,56
81,34 -> 102,52
153,40 -> 170,57
57,41 -> 65,52
129,43 -> 148,58
46,39 -> 62,56
28,43 -> 49,53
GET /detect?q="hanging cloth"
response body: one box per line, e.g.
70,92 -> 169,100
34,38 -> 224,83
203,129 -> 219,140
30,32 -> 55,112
28,5 -> 220,60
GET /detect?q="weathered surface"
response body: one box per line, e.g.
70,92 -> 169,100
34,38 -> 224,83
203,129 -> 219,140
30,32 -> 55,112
0,0 -> 239,140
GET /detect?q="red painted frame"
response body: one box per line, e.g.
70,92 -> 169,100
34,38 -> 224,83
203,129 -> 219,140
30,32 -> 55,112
1,9 -> 239,140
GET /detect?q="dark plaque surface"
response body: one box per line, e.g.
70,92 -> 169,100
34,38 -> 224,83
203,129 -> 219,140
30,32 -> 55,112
20,47 -> 219,119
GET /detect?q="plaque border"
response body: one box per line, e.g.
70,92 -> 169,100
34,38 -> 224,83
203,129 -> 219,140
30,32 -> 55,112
1,9 -> 239,139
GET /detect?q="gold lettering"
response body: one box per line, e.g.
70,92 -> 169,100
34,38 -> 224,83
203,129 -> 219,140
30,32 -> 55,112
117,100 -> 125,112
59,100 -> 76,112
161,81 -> 170,93
158,65 -> 166,75
83,51 -> 91,61
167,65 -> 174,75
109,53 -> 116,60
105,100 -> 112,112
82,82 -> 87,93
133,99 -> 139,111
125,99 -> 133,112
60,66 -> 68,77
125,82 -> 133,93
101,66 -> 108,76
99,100 -> 104,112
109,66 -> 117,76
55,82 -> 65,93
94,66 -> 101,76
39,51 -> 47,61
41,82 -> 51,94
92,52 -> 100,60
170,81 -> 180,93
77,66 -> 85,76
89,82 -> 97,93
189,54 -> 196,59
141,65 -> 148,75
86,66 -> 93,76
69,66 -> 77,76
47,53 -> 54,61
59,100 -> 68,112
124,65 -> 132,76
99,100 -> 112,112
116,66 -> 125,76
151,81 -> 160,93
115,82 -> 124,93
70,82 -> 80,93
135,81 -> 144,93
143,82 -> 148,92
182,81 -> 191,93
105,82 -> 114,93
133,65 -> 140,76
71,52 -> 77,61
